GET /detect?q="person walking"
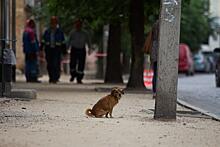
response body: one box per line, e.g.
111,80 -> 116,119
68,19 -> 92,84
40,16 -> 66,83
23,19 -> 40,83
144,20 -> 159,98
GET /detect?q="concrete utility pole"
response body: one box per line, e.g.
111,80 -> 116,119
154,0 -> 181,120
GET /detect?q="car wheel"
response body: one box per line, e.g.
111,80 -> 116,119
216,74 -> 220,87
216,79 -> 220,87
205,63 -> 211,73
188,66 -> 194,76
216,70 -> 220,87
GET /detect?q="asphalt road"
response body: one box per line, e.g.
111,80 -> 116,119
178,74 -> 220,120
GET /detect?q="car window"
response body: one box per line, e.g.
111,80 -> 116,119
193,55 -> 200,60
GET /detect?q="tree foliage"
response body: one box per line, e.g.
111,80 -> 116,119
180,0 -> 211,52
33,0 -> 214,88
34,0 -> 212,52
37,0 -> 129,32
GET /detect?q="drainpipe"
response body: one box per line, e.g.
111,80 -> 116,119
12,0 -> 16,82
0,0 -> 6,97
0,0 -> 12,97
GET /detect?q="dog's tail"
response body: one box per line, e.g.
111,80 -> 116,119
85,109 -> 94,117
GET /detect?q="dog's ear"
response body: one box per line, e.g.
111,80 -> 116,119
111,87 -> 117,91
111,87 -> 117,95
111,87 -> 124,95
120,88 -> 124,94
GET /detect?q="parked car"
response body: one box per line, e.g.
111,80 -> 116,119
178,44 -> 194,75
193,52 -> 211,72
214,48 -> 220,87
202,51 -> 215,73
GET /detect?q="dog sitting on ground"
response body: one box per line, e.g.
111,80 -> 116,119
85,87 -> 124,118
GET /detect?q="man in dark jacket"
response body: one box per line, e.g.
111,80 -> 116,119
68,19 -> 91,84
41,16 -> 66,83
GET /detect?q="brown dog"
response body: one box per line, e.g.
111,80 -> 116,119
85,87 -> 124,118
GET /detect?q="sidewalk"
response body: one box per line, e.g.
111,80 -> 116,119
0,74 -> 219,147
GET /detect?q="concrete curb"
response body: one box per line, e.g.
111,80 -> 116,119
9,89 -> 37,100
177,99 -> 220,121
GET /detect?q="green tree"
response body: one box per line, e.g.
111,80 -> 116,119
38,0 -> 128,84
126,0 -> 160,89
126,0 -> 145,89
180,0 -> 211,52
34,0 -> 160,88
101,0 -> 129,84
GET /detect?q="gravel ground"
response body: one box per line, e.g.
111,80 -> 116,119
0,75 -> 219,147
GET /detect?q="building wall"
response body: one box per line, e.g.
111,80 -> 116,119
16,0 -> 25,71
210,0 -> 220,17
209,0 -> 220,51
